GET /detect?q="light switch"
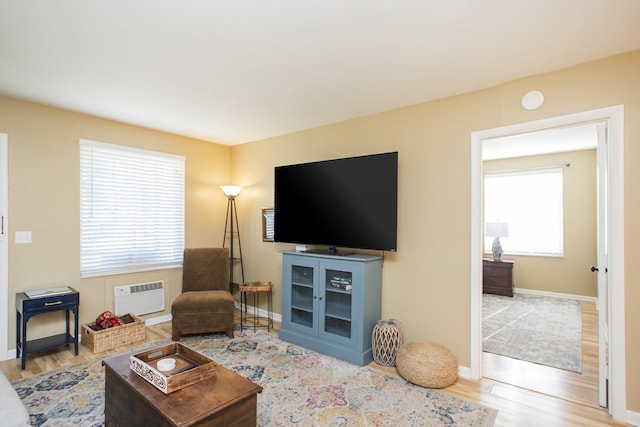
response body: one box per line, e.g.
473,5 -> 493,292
15,231 -> 32,244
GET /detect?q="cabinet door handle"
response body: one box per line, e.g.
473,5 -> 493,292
45,301 -> 63,306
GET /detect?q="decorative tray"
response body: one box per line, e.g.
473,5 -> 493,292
129,342 -> 217,394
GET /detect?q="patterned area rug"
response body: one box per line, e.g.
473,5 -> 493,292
483,293 -> 582,373
13,329 -> 497,426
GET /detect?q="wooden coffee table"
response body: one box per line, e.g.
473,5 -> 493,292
103,349 -> 263,426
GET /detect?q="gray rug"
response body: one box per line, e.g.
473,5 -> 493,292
482,293 -> 582,373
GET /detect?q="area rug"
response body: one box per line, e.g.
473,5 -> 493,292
482,293 -> 582,373
13,329 -> 497,426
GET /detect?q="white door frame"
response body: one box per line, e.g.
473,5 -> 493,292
0,134 -> 8,360
596,123 -> 609,408
469,106 -> 626,421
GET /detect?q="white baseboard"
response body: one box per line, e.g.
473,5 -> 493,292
514,287 -> 597,303
627,410 -> 640,426
458,365 -> 472,380
145,314 -> 172,326
240,305 -> 282,324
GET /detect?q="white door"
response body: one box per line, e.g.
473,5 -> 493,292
0,134 -> 8,360
595,123 -> 609,409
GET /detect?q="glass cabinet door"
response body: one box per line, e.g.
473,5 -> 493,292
321,267 -> 353,342
290,264 -> 315,329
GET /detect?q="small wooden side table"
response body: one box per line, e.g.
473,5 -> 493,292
239,281 -> 273,332
16,287 -> 79,370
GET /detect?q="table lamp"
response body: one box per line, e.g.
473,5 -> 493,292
486,222 -> 509,261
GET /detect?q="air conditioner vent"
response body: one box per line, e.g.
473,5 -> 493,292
113,280 -> 165,316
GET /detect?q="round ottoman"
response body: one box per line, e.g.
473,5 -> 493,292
396,341 -> 458,388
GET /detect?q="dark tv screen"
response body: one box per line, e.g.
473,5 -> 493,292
274,152 -> 398,252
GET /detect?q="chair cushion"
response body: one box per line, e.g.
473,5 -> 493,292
171,290 -> 235,337
171,290 -> 234,316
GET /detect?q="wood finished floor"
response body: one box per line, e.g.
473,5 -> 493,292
0,307 -> 629,426
482,300 -> 600,409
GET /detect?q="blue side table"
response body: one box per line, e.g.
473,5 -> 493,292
16,288 -> 80,370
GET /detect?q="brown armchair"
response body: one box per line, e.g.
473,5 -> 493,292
171,248 -> 235,341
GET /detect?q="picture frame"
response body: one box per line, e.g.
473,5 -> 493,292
262,207 -> 274,242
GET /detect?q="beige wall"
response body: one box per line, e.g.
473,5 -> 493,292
231,50 -> 640,412
0,96 -> 231,343
484,150 -> 597,297
2,49 -> 639,413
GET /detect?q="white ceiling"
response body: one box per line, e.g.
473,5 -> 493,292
482,123 -> 599,161
1,1 -> 639,146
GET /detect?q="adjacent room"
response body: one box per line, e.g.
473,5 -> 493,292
480,124 -> 602,407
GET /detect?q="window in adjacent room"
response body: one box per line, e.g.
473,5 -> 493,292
484,167 -> 563,256
80,139 -> 185,277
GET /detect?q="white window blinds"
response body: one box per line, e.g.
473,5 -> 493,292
484,167 -> 563,256
80,139 -> 185,277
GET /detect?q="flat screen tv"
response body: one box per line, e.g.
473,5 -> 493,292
274,152 -> 398,253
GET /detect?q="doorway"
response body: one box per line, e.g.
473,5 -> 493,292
469,106 -> 626,420
480,123 -> 599,407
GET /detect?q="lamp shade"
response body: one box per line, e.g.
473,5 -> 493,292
486,222 -> 509,238
220,185 -> 242,197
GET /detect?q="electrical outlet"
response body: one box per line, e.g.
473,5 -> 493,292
15,231 -> 32,244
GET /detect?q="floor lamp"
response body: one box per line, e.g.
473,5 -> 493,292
221,185 -> 245,292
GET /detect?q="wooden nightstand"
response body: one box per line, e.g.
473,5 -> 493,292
482,259 -> 514,297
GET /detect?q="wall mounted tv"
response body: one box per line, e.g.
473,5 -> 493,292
274,151 -> 398,253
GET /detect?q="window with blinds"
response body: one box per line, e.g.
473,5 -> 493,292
80,139 -> 185,277
484,167 -> 563,256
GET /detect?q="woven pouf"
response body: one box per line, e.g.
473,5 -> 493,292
371,319 -> 403,366
396,341 -> 458,388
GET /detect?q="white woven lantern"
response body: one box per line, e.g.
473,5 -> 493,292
371,319 -> 403,366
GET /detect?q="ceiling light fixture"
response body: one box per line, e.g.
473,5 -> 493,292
521,90 -> 544,110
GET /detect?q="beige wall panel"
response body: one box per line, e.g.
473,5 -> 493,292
231,50 -> 640,412
0,96 -> 230,343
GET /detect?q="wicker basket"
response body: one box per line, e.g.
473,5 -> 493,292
82,313 -> 146,353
